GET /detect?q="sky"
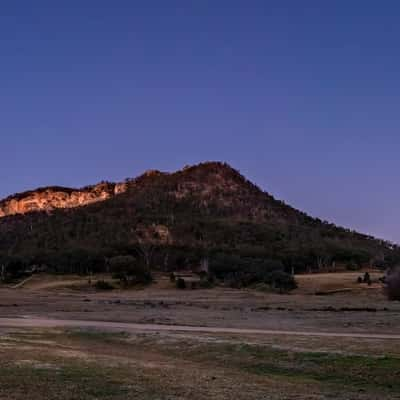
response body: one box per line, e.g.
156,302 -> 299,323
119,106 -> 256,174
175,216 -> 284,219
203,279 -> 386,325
0,1 -> 399,242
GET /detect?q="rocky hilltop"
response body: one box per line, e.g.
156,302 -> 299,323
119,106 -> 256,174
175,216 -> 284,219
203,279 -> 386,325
0,181 -> 128,217
0,162 -> 396,274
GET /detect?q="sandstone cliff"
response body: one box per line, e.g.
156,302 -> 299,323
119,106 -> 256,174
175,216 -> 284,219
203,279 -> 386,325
0,181 -> 128,217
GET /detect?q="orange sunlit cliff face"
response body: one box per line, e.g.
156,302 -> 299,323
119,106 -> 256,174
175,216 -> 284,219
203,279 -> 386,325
0,181 -> 128,217
0,163 -> 256,219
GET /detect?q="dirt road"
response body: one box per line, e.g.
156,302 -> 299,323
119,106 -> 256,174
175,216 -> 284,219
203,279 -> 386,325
0,316 -> 400,339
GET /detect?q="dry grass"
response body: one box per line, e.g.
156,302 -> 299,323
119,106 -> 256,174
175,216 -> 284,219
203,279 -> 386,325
294,271 -> 384,295
0,327 -> 397,399
0,271 -> 397,399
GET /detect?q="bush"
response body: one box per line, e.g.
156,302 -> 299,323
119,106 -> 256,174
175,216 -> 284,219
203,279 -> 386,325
176,278 -> 186,289
199,277 -> 215,289
363,272 -> 371,284
346,262 -> 360,271
0,255 -> 31,283
210,254 -> 296,292
109,255 -> 152,286
266,270 -> 297,293
191,281 -> 198,289
386,268 -> 400,301
94,280 -> 114,291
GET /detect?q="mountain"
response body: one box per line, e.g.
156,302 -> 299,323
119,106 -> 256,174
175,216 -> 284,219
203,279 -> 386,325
0,162 -> 396,279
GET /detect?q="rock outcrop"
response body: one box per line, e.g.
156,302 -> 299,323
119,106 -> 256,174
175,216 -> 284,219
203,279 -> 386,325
0,181 -> 128,217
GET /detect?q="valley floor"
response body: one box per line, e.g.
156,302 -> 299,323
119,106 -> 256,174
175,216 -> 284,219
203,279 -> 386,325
0,272 -> 398,399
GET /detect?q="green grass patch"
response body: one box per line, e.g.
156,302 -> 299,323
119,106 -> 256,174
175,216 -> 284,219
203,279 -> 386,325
166,341 -> 400,393
65,328 -> 130,342
0,363 -> 131,400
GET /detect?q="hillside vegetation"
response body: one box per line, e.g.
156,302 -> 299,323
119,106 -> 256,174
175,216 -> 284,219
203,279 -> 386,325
0,162 -> 397,287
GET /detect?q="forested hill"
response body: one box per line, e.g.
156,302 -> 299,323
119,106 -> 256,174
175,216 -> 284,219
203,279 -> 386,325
0,162 -> 397,274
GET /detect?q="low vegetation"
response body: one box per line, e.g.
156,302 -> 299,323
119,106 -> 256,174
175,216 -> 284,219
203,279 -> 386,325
109,255 -> 152,286
94,280 -> 114,291
210,254 -> 297,292
175,341 -> 400,394
0,328 -> 397,400
386,267 -> 400,300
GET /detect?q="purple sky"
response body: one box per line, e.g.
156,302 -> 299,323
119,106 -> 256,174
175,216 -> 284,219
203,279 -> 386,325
1,1 -> 399,242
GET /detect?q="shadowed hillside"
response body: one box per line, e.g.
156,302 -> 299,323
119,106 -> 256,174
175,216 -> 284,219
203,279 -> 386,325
0,162 -> 397,282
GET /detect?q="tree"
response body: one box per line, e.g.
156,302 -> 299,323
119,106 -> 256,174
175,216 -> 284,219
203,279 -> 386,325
131,224 -> 170,271
176,278 -> 186,289
386,268 -> 400,301
109,255 -> 152,286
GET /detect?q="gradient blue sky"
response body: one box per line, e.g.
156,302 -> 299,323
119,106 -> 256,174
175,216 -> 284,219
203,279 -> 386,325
1,1 -> 399,242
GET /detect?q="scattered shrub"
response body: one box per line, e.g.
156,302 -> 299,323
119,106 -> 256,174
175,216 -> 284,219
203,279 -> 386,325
198,271 -> 208,279
386,268 -> 400,301
176,278 -> 186,289
199,278 -> 215,289
210,254 -> 297,292
363,272 -> 371,285
267,270 -> 298,293
109,255 -> 152,286
346,262 -> 361,271
94,280 -> 114,291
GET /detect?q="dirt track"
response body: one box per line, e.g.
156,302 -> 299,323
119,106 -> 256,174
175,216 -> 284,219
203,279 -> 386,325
1,316 -> 400,340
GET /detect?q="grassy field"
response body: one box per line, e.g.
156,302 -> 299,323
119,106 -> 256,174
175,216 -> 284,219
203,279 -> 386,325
0,326 -> 397,399
294,270 -> 384,294
0,271 -> 397,399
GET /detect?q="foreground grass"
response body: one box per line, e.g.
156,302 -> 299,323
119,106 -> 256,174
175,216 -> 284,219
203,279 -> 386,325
0,363 -> 131,400
201,343 -> 400,392
63,328 -> 400,396
131,334 -> 400,397
0,328 -> 398,399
